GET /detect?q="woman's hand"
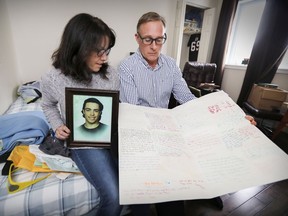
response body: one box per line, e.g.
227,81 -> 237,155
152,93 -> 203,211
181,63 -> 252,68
55,125 -> 71,140
245,115 -> 257,126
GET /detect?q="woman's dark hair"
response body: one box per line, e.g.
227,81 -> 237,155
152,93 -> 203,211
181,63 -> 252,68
52,13 -> 116,82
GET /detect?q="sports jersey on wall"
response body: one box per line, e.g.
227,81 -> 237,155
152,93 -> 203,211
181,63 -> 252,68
187,33 -> 201,61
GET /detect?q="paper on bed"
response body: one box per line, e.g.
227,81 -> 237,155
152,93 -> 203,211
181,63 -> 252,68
118,90 -> 288,204
29,145 -> 80,173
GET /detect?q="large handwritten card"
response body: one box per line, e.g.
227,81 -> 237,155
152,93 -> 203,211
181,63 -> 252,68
118,91 -> 288,204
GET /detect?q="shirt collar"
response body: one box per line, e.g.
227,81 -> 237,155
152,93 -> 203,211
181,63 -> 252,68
136,48 -> 163,70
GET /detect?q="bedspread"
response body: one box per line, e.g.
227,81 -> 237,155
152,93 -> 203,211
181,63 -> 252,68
0,163 -> 100,215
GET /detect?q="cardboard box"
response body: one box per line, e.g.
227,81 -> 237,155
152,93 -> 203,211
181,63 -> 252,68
247,84 -> 288,111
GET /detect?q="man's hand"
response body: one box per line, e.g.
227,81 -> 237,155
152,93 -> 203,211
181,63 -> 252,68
245,115 -> 257,126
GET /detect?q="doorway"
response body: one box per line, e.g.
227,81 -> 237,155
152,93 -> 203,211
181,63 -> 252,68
172,0 -> 220,70
180,6 -> 204,70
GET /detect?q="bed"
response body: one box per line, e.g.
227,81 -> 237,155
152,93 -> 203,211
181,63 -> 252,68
0,82 -> 128,216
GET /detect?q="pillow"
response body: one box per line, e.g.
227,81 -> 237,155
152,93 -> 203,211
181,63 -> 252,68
17,81 -> 42,104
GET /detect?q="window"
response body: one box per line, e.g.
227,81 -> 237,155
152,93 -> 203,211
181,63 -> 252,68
226,0 -> 288,70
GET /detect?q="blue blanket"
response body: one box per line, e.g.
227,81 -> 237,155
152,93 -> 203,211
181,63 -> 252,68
0,111 -> 50,156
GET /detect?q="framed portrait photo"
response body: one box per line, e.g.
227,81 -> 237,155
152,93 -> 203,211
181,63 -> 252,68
65,87 -> 119,148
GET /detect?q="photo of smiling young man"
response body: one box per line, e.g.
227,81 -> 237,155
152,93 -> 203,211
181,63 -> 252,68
74,97 -> 111,142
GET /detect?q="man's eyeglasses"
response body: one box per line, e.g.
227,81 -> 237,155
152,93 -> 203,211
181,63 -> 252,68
96,48 -> 111,57
137,33 -> 167,45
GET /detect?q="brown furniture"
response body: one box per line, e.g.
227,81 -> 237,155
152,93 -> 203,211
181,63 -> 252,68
182,61 -> 219,97
169,62 -> 219,109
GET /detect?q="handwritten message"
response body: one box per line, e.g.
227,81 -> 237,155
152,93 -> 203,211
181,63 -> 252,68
118,91 -> 288,204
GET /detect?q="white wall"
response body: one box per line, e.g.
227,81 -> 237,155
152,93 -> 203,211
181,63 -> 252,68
222,65 -> 288,102
4,0 -> 178,82
0,0 -> 178,113
3,0 -> 285,114
0,0 -> 19,114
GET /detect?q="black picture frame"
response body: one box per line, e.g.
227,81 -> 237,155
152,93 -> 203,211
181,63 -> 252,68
65,87 -> 119,148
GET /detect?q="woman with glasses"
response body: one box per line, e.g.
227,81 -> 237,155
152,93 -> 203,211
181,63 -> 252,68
41,13 -> 122,216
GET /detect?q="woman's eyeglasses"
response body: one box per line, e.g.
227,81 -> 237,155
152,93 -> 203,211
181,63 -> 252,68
96,48 -> 111,57
137,33 -> 167,45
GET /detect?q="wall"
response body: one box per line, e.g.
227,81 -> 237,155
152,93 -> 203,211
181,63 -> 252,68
0,0 -> 19,114
0,0 -> 178,113
186,0 -> 219,8
222,65 -> 288,102
5,0 -> 179,82
3,0 -> 285,113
